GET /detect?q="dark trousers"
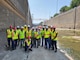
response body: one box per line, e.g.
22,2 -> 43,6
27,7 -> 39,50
34,38 -> 36,47
20,39 -> 24,47
25,42 -> 29,51
41,36 -> 44,46
7,38 -> 12,47
45,38 -> 51,49
52,40 -> 57,51
36,39 -> 40,48
45,38 -> 47,48
31,37 -> 35,48
12,40 -> 17,50
17,39 -> 20,46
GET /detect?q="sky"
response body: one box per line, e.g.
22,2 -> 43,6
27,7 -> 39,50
28,0 -> 71,24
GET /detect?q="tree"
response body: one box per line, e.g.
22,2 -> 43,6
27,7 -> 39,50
54,13 -> 59,17
60,6 -> 70,13
70,0 -> 80,8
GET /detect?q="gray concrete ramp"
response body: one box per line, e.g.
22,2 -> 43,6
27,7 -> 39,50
28,47 -> 69,60
2,47 -> 69,60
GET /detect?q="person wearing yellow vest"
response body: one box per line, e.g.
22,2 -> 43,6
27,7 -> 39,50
44,26 -> 51,49
34,28 -> 41,48
41,26 -> 45,47
16,26 -> 20,46
12,27 -> 18,50
24,37 -> 32,52
31,27 -> 35,48
26,25 -> 31,39
6,25 -> 13,48
19,26 -> 25,48
24,25 -> 28,33
51,26 -> 58,52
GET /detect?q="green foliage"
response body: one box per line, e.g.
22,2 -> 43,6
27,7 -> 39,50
60,6 -> 71,13
53,0 -> 80,17
54,13 -> 59,17
70,0 -> 80,8
59,0 -> 80,13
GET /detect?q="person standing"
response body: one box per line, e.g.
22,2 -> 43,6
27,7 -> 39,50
41,26 -> 45,47
6,25 -> 13,48
12,27 -> 18,50
44,26 -> 51,49
26,25 -> 31,39
16,26 -> 20,46
51,26 -> 58,52
19,26 -> 25,48
34,28 -> 41,48
31,27 -> 35,48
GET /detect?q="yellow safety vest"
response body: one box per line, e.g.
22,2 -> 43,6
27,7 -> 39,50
51,31 -> 58,41
12,31 -> 18,40
41,30 -> 45,36
26,30 -> 31,38
44,30 -> 51,38
16,29 -> 20,34
24,27 -> 28,32
34,31 -> 41,39
48,28 -> 51,32
19,30 -> 25,39
7,29 -> 13,38
25,39 -> 31,46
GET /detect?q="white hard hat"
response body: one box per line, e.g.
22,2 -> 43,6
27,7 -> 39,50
46,26 -> 48,28
17,26 -> 19,28
28,25 -> 30,27
32,27 -> 34,29
51,25 -> 52,27
21,26 -> 24,29
24,25 -> 27,26
43,26 -> 45,28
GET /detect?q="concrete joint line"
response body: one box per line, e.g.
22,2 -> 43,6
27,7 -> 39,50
1,0 -> 26,21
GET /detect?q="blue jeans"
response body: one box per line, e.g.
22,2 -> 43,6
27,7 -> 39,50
20,39 -> 25,47
41,36 -> 44,46
25,42 -> 29,51
45,38 -> 51,49
7,38 -> 12,47
12,40 -> 17,50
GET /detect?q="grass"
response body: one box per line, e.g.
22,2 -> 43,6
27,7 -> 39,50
57,30 -> 80,60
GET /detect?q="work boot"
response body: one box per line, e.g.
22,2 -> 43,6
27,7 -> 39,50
54,50 -> 57,52
29,48 -> 33,51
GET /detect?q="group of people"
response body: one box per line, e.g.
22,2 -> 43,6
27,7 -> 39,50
6,25 -> 58,52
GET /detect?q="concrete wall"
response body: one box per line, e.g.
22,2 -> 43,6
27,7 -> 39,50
44,6 -> 80,29
0,0 -> 32,30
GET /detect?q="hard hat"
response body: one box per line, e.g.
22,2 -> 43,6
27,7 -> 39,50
51,25 -> 52,28
42,26 -> 45,28
17,26 -> 19,28
28,25 -> 30,27
21,26 -> 24,29
46,26 -> 48,28
13,27 -> 16,30
10,25 -> 12,28
24,25 -> 27,27
52,26 -> 56,29
32,27 -> 34,29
